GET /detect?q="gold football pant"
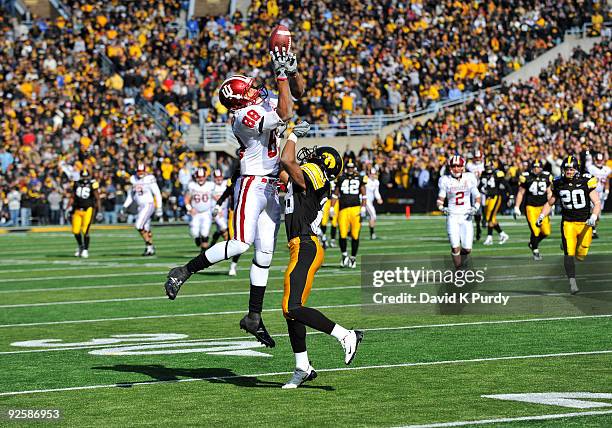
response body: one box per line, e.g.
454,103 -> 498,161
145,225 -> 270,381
561,220 -> 592,260
72,207 -> 93,235
282,236 -> 324,317
321,199 -> 338,227
484,195 -> 502,225
526,205 -> 551,237
338,206 -> 361,240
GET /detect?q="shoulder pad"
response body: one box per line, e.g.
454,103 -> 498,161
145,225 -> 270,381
92,180 -> 100,190
518,173 -> 527,184
362,176 -> 368,184
301,162 -> 326,190
542,171 -> 550,175
586,175 -> 597,189
496,170 -> 505,178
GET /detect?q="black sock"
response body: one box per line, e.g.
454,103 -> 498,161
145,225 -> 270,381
564,255 -> 576,278
370,226 -> 374,237
320,225 -> 327,235
286,319 -> 307,353
331,226 -> 337,239
475,215 -> 482,234
74,234 -> 83,248
351,238 -> 359,257
194,237 -> 201,247
487,226 -> 493,236
339,237 -> 347,253
232,254 -> 240,263
530,233 -> 539,250
287,306 -> 335,334
537,234 -> 547,244
84,235 -> 90,250
248,284 -> 266,313
186,252 -> 212,273
210,231 -> 222,246
145,241 -> 153,246
494,224 -> 502,233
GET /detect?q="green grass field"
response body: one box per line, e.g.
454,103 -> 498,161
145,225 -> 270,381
0,215 -> 611,427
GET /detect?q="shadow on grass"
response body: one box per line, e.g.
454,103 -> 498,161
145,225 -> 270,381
92,364 -> 334,390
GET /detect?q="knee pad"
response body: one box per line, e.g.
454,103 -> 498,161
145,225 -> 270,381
253,250 -> 273,269
225,239 -> 250,258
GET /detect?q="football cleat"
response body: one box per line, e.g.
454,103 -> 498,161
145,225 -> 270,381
593,230 -> 599,239
349,256 -> 357,269
499,232 -> 509,245
329,239 -> 336,248
569,278 -> 579,295
483,236 -> 493,245
371,233 -> 377,240
341,330 -> 364,365
74,247 -> 82,257
341,256 -> 350,268
81,249 -> 89,259
532,250 -> 542,261
282,365 -> 317,389
165,266 -> 192,300
228,263 -> 237,276
239,312 -> 276,348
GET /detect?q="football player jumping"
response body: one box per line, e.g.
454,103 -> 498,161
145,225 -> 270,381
121,163 -> 163,256
185,167 -> 215,252
437,156 -> 481,269
537,156 -> 601,294
585,151 -> 610,239
164,47 -> 305,347
279,123 -> 363,388
514,160 -> 552,260
365,167 -> 383,240
66,168 -> 102,258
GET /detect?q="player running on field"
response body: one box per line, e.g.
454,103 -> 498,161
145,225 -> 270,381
536,156 -> 601,294
514,160 -> 552,260
279,122 -> 363,388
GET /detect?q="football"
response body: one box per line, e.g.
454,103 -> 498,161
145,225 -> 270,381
269,24 -> 292,53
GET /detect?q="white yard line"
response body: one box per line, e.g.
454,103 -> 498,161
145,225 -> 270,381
0,314 -> 610,355
396,410 -> 612,427
0,349 -> 610,397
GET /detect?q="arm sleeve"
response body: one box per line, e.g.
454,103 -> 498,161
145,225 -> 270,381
123,188 -> 133,209
217,184 -> 233,206
437,177 -> 446,198
152,182 -> 162,209
374,181 -> 381,200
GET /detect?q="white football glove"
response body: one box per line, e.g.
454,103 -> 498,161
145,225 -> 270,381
291,121 -> 310,138
535,214 -> 545,227
360,206 -> 367,218
603,191 -> 609,202
212,206 -> 220,217
270,46 -> 292,80
586,214 -> 597,227
438,206 -> 449,215
513,206 -> 521,217
95,212 -> 104,222
155,207 -> 163,219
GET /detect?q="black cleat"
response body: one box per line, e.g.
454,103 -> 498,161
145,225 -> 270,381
239,312 -> 276,348
165,266 -> 192,300
593,231 -> 599,239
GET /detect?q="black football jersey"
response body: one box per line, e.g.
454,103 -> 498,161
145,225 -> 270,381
519,171 -> 552,206
284,162 -> 330,240
479,170 -> 507,197
73,179 -> 99,209
552,174 -> 598,222
337,174 -> 365,209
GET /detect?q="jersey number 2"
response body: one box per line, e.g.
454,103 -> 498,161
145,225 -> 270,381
455,191 -> 464,205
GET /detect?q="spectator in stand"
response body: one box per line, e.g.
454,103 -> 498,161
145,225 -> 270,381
48,187 -> 62,225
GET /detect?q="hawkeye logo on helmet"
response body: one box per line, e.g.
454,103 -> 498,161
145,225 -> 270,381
322,152 -> 336,169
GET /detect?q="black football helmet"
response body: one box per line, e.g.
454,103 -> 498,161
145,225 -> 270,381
529,159 -> 543,172
297,146 -> 343,180
561,155 -> 580,180
79,168 -> 91,182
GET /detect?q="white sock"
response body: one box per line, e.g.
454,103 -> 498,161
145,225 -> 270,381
342,252 -> 348,257
330,324 -> 349,341
295,351 -> 309,371
230,261 -> 237,269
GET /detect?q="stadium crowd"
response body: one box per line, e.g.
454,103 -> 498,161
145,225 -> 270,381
0,0 -> 609,226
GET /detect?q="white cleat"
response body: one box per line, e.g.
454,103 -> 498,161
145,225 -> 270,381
282,365 -> 317,389
329,239 -> 336,248
228,263 -> 237,276
483,236 -> 493,246
371,233 -> 377,240
341,330 -> 364,365
569,278 -> 579,295
499,232 -> 509,245
74,248 -> 82,257
349,256 -> 357,269
81,249 -> 89,258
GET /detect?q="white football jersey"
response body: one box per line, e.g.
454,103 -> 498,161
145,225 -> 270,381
586,164 -> 611,194
129,174 -> 161,207
232,97 -> 283,176
438,172 -> 479,215
212,179 -> 230,210
188,181 -> 215,213
466,161 -> 485,179
365,177 -> 381,201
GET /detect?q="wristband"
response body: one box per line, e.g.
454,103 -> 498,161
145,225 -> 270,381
186,204 -> 193,211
